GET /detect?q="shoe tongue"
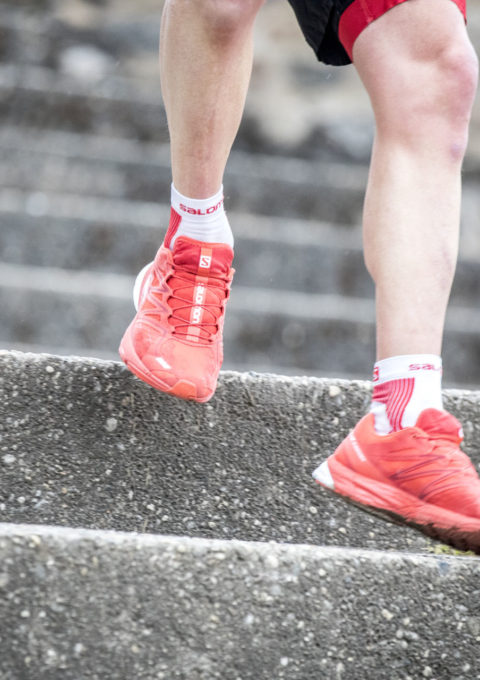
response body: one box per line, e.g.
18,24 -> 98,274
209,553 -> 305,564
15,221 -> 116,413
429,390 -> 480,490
415,408 -> 463,443
172,237 -> 233,277
167,237 -> 232,340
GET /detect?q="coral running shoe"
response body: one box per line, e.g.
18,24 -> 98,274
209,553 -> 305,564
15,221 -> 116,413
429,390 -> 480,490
119,236 -> 234,402
313,409 -> 480,553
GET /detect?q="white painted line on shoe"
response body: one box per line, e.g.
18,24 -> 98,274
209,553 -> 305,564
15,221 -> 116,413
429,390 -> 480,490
155,357 -> 172,370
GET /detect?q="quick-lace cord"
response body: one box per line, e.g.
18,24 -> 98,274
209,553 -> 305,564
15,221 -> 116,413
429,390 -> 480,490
166,269 -> 227,340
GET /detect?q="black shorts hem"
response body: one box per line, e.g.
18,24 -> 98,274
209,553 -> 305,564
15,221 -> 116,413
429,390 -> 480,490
287,0 -> 354,66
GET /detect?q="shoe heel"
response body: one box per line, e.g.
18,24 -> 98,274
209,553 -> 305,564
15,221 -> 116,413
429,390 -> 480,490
133,262 -> 154,311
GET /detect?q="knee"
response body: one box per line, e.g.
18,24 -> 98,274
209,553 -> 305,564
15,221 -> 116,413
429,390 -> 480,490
373,35 -> 478,156
423,40 -> 477,158
436,40 -> 478,121
182,0 -> 264,39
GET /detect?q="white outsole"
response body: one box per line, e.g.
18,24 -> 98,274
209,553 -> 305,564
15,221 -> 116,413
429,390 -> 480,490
133,261 -> 153,311
312,460 -> 335,489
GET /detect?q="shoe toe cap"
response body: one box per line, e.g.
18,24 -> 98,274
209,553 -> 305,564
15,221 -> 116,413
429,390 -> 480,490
145,340 -> 218,400
426,480 -> 480,520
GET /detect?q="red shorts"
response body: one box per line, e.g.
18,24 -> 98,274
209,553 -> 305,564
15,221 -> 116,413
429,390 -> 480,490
287,0 -> 467,66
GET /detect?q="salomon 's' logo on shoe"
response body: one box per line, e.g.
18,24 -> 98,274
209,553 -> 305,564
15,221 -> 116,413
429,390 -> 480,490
199,255 -> 212,269
199,248 -> 213,272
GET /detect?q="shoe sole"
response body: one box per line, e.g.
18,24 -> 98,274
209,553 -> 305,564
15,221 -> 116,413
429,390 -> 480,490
119,324 -> 214,403
313,459 -> 480,554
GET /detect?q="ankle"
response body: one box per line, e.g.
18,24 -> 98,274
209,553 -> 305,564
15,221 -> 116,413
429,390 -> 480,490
370,354 -> 443,435
165,184 -> 234,250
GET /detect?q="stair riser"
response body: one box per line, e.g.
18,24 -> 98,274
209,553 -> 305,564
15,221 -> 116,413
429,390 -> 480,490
0,149 -> 366,223
0,211 -> 370,296
1,286 -> 480,382
1,525 -> 479,680
0,286 -> 373,373
3,210 -> 480,306
0,61 -> 372,162
0,10 -> 160,69
1,352 -> 480,553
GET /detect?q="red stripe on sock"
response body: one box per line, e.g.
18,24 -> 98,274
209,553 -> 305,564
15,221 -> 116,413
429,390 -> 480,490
164,208 -> 182,249
372,378 -> 415,431
372,382 -> 388,402
389,380 -> 405,431
391,380 -> 404,431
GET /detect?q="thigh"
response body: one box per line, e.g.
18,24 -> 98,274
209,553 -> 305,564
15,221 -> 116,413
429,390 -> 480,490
350,0 -> 477,139
350,0 -> 474,97
344,0 -> 467,64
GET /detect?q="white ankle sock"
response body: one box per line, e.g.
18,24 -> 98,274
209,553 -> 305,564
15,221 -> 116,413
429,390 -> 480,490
370,354 -> 443,435
165,184 -> 234,250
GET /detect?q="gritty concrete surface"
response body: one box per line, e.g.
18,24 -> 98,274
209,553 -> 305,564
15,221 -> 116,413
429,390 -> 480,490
0,522 -> 480,680
2,350 -> 480,554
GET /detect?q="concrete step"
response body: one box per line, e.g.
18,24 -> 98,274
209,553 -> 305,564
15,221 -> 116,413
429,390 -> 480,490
0,63 -> 169,143
2,20 -> 480,171
0,124 -> 368,223
3,187 -> 480,307
0,187 -> 371,299
2,123 -> 480,235
1,521 -> 480,680
1,262 -> 480,383
0,5 -> 160,71
0,339 -> 370,383
0,6 -> 380,165
3,348 -> 480,555
0,62 -> 374,164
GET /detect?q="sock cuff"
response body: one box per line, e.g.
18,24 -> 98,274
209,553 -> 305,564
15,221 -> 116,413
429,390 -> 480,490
171,184 -> 225,220
373,354 -> 442,384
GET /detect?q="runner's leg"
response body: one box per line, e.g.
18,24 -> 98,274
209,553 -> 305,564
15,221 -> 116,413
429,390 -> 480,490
160,0 -> 264,198
313,0 -> 480,553
353,0 -> 478,360
119,0 -> 264,401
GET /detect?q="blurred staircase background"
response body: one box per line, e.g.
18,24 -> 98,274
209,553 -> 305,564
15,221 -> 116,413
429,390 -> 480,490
1,0 -> 480,385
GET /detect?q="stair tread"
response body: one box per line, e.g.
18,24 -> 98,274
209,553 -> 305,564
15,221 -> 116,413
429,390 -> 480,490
1,519 -> 479,678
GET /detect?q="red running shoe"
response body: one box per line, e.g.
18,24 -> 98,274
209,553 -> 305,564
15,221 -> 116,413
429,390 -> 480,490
313,409 -> 480,552
119,236 -> 234,402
